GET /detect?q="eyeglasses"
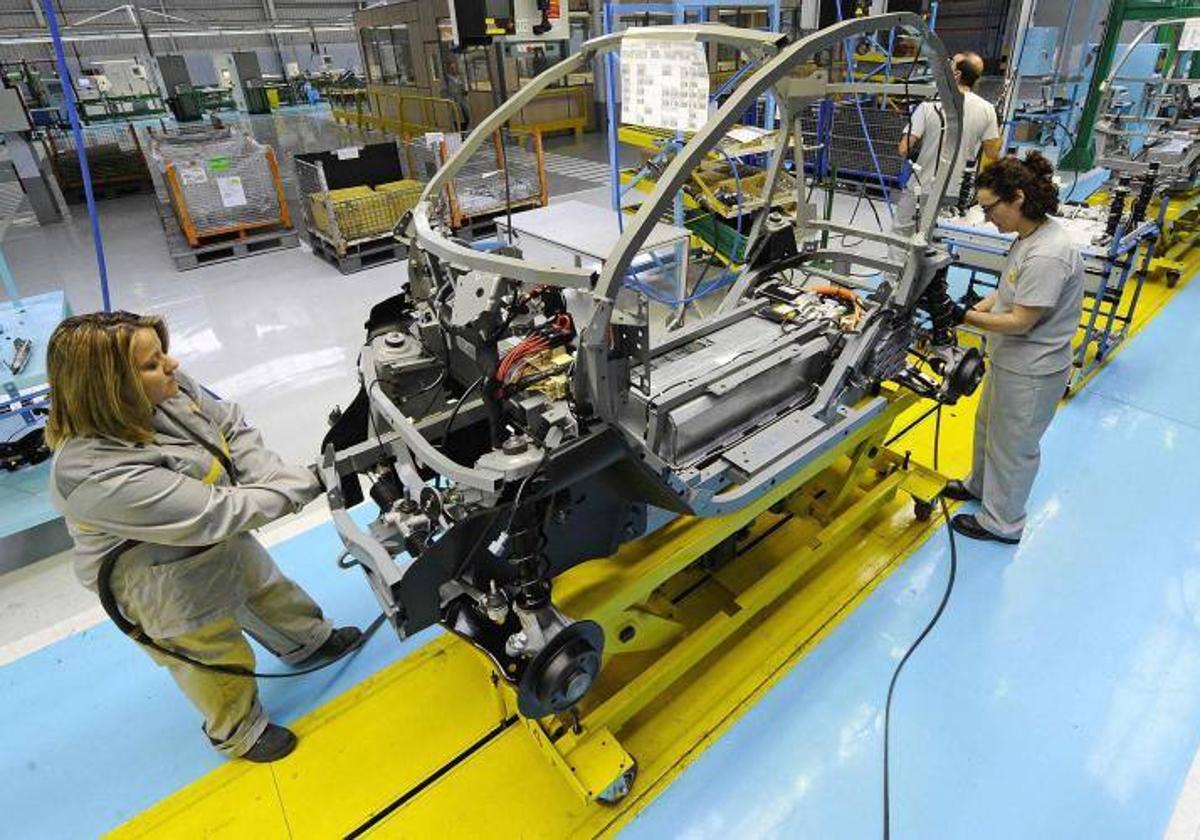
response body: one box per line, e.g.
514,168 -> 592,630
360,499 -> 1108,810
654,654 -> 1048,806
979,199 -> 1002,217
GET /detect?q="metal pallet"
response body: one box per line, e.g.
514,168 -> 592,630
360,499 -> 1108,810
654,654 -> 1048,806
156,199 -> 298,271
307,229 -> 407,274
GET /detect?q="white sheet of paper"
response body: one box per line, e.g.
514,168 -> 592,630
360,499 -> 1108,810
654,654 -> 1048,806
620,40 -> 709,133
335,146 -> 361,160
216,176 -> 247,208
727,125 -> 769,144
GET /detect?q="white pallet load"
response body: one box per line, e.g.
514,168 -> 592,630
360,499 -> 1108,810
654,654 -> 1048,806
147,126 -> 291,246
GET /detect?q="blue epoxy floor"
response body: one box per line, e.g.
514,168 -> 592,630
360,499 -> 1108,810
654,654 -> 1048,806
0,506 -> 440,839
623,281 -> 1200,839
2,285 -> 1199,838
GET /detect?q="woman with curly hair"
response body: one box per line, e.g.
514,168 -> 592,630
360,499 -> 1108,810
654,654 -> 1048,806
943,151 -> 1085,544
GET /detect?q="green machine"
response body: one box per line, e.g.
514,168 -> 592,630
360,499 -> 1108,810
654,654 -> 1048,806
1061,0 -> 1200,171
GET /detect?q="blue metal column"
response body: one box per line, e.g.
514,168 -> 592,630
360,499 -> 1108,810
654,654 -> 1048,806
673,0 -> 685,230
41,0 -> 112,312
765,0 -> 779,128
604,2 -> 624,230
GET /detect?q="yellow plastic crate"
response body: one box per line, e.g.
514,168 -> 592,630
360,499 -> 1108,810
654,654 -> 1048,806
376,179 -> 424,218
309,185 -> 374,240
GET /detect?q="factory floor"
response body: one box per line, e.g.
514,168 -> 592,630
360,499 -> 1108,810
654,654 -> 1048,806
2,107 -> 1200,837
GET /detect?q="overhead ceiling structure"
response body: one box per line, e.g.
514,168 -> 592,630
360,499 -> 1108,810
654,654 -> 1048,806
0,0 -> 363,62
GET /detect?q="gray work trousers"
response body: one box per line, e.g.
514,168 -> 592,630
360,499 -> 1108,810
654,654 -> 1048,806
121,540 -> 332,757
965,364 -> 1070,539
892,189 -> 918,240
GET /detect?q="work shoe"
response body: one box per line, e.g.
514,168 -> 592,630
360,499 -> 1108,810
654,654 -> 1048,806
951,513 -> 1020,545
941,479 -> 980,502
297,626 -> 363,666
242,724 -> 297,763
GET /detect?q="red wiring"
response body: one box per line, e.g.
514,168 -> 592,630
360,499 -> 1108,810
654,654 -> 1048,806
809,285 -> 860,304
493,312 -> 574,396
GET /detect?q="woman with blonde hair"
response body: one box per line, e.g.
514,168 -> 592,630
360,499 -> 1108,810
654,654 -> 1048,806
47,311 -> 360,762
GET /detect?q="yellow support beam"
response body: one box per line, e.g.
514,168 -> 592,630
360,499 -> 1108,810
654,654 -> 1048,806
110,216 -> 1198,840
108,184 -> 1200,835
112,388 -> 958,838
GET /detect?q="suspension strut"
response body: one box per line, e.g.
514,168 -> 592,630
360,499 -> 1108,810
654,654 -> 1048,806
508,500 -> 550,612
505,496 -> 605,719
918,262 -> 958,347
1106,175 -> 1132,238
1129,162 -> 1159,227
956,156 -> 978,213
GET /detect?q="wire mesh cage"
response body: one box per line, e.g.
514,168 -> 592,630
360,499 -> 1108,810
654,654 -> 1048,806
799,101 -> 910,186
145,126 -> 290,246
402,135 -> 448,183
296,155 -> 423,254
43,124 -> 150,201
402,131 -> 548,229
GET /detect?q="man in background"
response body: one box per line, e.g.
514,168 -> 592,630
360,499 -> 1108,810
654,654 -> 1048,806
893,51 -> 1002,241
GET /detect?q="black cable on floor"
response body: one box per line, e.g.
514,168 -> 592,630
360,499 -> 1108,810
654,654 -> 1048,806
96,542 -> 391,679
882,405 -> 958,839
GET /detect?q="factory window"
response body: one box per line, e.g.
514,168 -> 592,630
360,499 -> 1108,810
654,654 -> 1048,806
362,25 -> 416,86
506,40 -> 568,87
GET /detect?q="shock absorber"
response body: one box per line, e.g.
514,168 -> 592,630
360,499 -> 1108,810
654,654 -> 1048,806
957,156 -> 978,213
504,495 -> 605,719
919,263 -> 958,347
1129,162 -> 1159,227
507,500 -> 550,615
1106,175 -> 1132,238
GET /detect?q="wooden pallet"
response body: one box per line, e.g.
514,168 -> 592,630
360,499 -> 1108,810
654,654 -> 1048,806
157,200 -> 298,271
307,229 -> 407,274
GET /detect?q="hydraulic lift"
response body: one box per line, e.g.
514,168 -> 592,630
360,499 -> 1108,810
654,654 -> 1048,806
112,385 -> 949,838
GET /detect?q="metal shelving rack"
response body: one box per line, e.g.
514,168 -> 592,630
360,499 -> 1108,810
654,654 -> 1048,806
1061,0 -> 1200,171
599,0 -> 782,220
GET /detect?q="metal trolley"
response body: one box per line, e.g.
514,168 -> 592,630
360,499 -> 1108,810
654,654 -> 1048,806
934,207 -> 1159,392
147,127 -> 291,247
294,140 -> 424,273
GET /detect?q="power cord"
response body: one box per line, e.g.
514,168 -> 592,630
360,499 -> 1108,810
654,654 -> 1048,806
96,540 -> 390,679
881,404 -> 960,839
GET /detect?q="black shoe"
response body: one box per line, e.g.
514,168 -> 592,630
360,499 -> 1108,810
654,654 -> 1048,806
951,513 -> 1020,544
242,723 -> 297,763
941,479 -> 980,502
297,626 -> 363,666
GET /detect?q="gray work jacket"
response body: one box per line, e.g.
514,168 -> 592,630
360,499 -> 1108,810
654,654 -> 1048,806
50,370 -> 320,637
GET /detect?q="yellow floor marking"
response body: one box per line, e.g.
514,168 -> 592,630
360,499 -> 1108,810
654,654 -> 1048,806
112,262 -> 1195,839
